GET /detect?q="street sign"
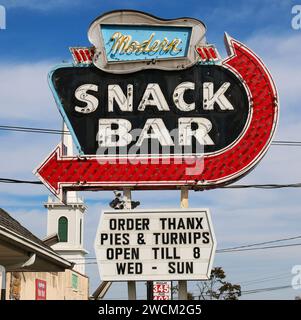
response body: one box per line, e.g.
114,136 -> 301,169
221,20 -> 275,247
35,10 -> 279,200
153,281 -> 172,300
35,279 -> 46,300
94,209 -> 216,281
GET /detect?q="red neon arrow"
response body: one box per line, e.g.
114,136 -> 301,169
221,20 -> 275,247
35,34 -> 278,200
35,143 -> 205,201
200,33 -> 278,182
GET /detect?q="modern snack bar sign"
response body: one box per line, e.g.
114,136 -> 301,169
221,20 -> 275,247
94,209 -> 216,281
35,10 -> 279,200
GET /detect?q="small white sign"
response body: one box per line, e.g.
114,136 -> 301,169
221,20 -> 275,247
94,209 -> 216,281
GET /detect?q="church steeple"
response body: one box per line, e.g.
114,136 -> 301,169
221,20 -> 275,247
44,123 -> 88,274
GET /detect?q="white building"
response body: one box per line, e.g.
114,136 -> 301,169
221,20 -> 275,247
45,192 -> 88,274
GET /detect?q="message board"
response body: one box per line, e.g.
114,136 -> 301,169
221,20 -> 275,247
94,209 -> 216,281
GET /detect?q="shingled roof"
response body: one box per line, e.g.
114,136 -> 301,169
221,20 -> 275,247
0,208 -> 53,251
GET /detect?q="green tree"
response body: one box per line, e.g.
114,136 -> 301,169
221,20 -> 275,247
196,267 -> 241,300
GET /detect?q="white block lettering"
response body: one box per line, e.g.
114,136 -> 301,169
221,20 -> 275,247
136,119 -> 174,146
108,84 -> 133,112
138,83 -> 170,111
98,119 -> 132,147
75,84 -> 99,113
173,82 -> 195,111
203,82 -> 233,110
178,117 -> 214,145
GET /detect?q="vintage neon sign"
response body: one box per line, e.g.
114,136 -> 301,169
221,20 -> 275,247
35,10 -> 279,200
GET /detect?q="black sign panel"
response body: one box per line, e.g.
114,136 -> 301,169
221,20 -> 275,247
51,64 -> 249,156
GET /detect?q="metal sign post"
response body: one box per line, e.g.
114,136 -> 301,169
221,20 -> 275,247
178,187 -> 189,300
123,188 -> 137,300
0,265 -> 6,300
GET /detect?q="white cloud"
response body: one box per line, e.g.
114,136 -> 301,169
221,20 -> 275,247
0,62 -> 61,126
245,33 -> 301,125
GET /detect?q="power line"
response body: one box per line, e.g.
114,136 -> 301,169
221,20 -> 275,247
240,274 -> 291,286
1,177 -> 301,190
0,125 -> 69,135
1,125 -> 301,147
241,285 -> 292,295
0,178 -> 42,185
222,183 -> 301,189
217,235 -> 301,252
191,285 -> 292,299
217,242 -> 301,253
273,140 -> 301,146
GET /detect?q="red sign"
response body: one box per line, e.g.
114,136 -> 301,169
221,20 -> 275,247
35,33 -> 278,201
35,279 -> 46,300
153,281 -> 171,300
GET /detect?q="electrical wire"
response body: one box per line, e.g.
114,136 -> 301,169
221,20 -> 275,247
0,125 -> 69,135
190,285 -> 292,299
1,177 -> 301,190
1,125 -> 301,147
240,274 -> 291,286
217,235 -> 301,252
241,285 -> 292,295
217,242 -> 301,253
0,178 -> 42,184
222,183 -> 301,189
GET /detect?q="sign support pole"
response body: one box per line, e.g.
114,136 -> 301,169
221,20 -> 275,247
0,265 -> 6,300
178,187 -> 189,300
124,188 -> 137,300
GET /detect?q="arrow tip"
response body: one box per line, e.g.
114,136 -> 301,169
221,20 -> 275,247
224,32 -> 235,57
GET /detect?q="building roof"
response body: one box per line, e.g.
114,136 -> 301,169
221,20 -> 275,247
0,208 -> 51,251
0,208 -> 73,272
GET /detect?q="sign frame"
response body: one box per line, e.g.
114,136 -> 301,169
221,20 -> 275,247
36,10 -> 279,200
88,10 -> 207,74
94,208 -> 217,281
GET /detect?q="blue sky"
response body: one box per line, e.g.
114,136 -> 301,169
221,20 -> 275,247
1,0 -> 301,300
